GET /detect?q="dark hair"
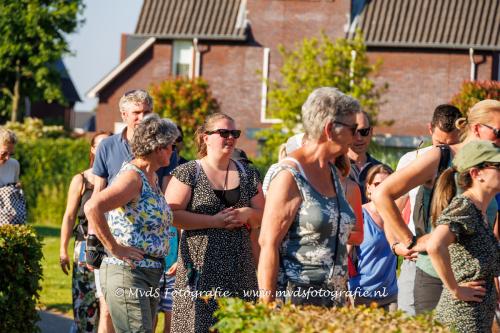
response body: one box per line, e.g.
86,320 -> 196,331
365,164 -> 393,200
430,167 -> 474,226
431,104 -> 462,133
89,131 -> 112,167
195,113 -> 235,158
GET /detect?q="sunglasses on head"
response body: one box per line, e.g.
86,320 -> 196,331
480,124 -> 500,139
332,120 -> 358,136
205,129 -> 241,139
356,127 -> 372,137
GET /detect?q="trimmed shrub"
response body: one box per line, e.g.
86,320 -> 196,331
16,138 -> 89,225
0,225 -> 43,332
213,298 -> 451,332
451,80 -> 500,113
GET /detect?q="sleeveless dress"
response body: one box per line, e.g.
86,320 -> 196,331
71,173 -> 99,333
170,160 -> 260,333
435,195 -> 500,333
276,158 -> 356,306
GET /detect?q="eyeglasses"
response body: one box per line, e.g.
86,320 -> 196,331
0,151 -> 14,158
205,129 -> 241,139
479,162 -> 500,170
480,124 -> 500,139
176,136 -> 183,143
332,121 -> 358,136
356,127 -> 372,137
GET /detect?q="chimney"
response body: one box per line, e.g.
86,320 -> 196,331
120,33 -> 128,62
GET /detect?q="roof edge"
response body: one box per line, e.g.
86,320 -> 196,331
132,33 -> 247,41
86,37 -> 156,98
365,42 -> 500,52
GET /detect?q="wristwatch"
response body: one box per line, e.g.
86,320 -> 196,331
406,235 -> 417,250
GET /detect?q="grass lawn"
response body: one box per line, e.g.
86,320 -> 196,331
34,223 -> 166,332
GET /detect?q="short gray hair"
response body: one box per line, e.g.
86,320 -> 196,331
301,87 -> 360,139
131,114 -> 179,158
0,127 -> 17,145
119,89 -> 153,112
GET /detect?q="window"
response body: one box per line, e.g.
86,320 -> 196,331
173,40 -> 193,77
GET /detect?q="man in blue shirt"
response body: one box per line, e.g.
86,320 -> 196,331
87,89 -> 177,333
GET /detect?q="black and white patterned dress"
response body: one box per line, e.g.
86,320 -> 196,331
435,195 -> 500,333
170,160 -> 259,333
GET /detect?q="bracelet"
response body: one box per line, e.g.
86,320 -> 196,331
391,241 -> 400,256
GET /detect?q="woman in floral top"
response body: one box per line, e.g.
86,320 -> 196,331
258,87 -> 360,306
428,140 -> 500,333
85,115 -> 179,333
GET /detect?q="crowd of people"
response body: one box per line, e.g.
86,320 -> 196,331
48,88 -> 500,333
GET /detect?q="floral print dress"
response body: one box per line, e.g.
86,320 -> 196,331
435,195 -> 500,333
276,159 -> 356,306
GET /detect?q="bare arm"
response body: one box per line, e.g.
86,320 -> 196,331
165,176 -> 243,230
84,170 -> 146,266
258,170 -> 302,303
86,175 -> 107,235
59,174 -> 83,274
345,179 -> 363,245
372,148 -> 441,254
427,225 -> 486,302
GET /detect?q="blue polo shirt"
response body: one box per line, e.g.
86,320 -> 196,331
348,153 -> 384,204
93,129 -> 177,188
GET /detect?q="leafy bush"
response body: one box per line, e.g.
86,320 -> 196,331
4,117 -> 67,140
0,225 -> 43,333
451,80 -> 500,114
213,298 -> 451,333
150,77 -> 220,159
16,138 -> 89,224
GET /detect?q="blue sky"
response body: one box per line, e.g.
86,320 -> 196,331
63,0 -> 143,112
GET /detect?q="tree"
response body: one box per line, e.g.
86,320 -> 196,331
451,80 -> 500,114
0,0 -> 84,122
150,77 -> 220,158
257,31 -> 388,163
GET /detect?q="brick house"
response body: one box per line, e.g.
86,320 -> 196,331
87,0 -> 500,154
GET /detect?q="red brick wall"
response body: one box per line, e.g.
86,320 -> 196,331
95,40 -> 172,132
371,50 -> 494,136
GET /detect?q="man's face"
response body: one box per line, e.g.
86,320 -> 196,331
0,143 -> 15,165
121,102 -> 152,129
350,112 -> 372,155
429,125 -> 461,146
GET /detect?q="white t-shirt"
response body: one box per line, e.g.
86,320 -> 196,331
0,158 -> 20,187
396,146 -> 433,236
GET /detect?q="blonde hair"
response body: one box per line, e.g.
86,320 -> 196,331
195,113 -> 235,158
0,127 -> 17,146
455,99 -> 500,139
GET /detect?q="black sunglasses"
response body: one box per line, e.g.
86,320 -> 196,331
356,127 -> 372,137
480,124 -> 500,139
479,162 -> 500,170
205,129 -> 241,139
332,120 -> 358,136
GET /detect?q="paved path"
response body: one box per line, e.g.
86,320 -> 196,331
37,310 -> 73,333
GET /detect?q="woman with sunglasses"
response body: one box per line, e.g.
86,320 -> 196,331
166,112 -> 264,333
372,99 -> 500,314
427,140 -> 500,333
85,115 -> 178,332
258,87 -> 359,306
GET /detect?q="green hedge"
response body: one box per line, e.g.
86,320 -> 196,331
0,225 -> 43,332
16,138 -> 89,225
213,298 -> 451,333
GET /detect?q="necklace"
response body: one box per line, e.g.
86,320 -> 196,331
222,160 -> 231,196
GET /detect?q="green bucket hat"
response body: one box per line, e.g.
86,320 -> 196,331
453,140 -> 500,173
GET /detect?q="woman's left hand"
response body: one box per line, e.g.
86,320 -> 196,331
233,207 -> 260,229
167,262 -> 177,276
